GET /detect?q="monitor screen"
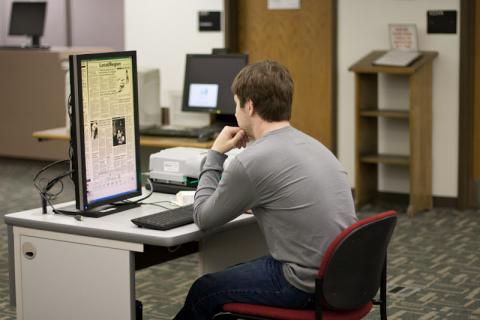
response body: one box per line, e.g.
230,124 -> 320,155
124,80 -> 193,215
182,54 -> 248,115
69,51 -> 141,212
9,2 -> 46,37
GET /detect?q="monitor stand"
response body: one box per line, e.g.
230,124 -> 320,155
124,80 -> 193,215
55,202 -> 141,218
9,35 -> 51,50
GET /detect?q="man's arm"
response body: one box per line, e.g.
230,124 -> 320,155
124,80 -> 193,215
194,150 -> 256,230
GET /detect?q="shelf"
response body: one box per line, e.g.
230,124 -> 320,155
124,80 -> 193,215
351,50 -> 436,215
360,154 -> 410,166
349,50 -> 438,75
360,109 -> 409,119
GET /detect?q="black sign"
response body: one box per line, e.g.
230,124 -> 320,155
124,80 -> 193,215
199,11 -> 221,32
427,10 -> 457,34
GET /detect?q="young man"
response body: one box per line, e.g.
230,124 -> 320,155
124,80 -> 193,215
174,60 -> 357,320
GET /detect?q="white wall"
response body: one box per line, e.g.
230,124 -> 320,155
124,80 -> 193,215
70,0 -> 124,50
0,0 -> 5,44
338,0 -> 460,197
124,0 -> 224,109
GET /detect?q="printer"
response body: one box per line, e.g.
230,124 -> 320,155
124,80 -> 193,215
148,147 -> 243,194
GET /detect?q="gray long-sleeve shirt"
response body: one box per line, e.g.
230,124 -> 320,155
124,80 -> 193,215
194,126 -> 357,292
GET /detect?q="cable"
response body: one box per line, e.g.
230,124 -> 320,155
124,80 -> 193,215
33,159 -> 70,182
114,176 -> 154,206
33,160 -> 72,214
141,201 -> 180,210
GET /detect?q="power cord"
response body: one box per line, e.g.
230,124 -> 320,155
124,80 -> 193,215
141,200 -> 180,210
114,174 -> 154,206
33,160 -> 72,214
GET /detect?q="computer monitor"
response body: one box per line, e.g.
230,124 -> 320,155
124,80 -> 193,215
182,54 -> 248,124
8,2 -> 47,48
68,51 -> 142,217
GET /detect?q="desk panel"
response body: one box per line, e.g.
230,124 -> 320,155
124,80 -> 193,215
13,227 -> 136,320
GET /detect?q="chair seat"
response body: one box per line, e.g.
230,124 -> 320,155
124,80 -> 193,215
222,301 -> 373,320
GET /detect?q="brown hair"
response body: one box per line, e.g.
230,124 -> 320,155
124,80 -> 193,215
231,60 -> 293,122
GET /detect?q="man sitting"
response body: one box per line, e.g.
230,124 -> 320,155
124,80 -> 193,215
174,60 -> 357,320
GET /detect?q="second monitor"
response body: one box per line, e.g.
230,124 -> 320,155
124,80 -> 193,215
182,53 -> 248,124
9,1 -> 48,48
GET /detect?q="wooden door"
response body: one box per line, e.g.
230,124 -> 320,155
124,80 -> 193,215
228,0 -> 335,150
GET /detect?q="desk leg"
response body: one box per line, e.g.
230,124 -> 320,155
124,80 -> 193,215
199,222 -> 268,274
7,225 -> 16,307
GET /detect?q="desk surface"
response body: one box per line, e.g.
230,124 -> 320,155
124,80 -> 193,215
4,191 -> 256,247
33,127 -> 214,149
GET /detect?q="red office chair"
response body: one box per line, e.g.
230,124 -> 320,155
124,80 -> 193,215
213,210 -> 397,320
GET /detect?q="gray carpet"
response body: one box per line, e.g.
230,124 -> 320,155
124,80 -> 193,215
1,157 -> 479,319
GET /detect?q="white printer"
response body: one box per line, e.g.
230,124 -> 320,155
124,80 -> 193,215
148,147 -> 243,193
149,147 -> 208,186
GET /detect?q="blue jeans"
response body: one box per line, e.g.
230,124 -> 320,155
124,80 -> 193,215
173,256 -> 314,320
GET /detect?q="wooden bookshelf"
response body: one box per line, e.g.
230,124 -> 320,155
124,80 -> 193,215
349,50 -> 438,215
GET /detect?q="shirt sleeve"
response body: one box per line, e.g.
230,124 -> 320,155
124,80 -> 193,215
194,150 -> 257,230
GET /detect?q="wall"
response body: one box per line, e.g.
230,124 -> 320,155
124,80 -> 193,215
124,0 -> 224,110
0,0 -> 5,44
338,0 -> 460,197
70,0 -> 124,50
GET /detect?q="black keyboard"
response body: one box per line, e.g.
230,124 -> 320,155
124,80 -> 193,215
140,125 -> 217,141
131,204 -> 194,230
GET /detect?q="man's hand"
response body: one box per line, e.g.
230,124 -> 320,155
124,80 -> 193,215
211,126 -> 248,154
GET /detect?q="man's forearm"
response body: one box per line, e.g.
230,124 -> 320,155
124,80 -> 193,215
194,150 -> 227,228
193,150 -> 255,230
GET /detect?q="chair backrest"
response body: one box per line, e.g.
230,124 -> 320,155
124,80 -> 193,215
317,211 -> 397,310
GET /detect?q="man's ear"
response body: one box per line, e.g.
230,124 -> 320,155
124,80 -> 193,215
246,99 -> 255,116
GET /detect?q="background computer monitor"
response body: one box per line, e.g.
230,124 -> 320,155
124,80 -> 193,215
182,54 -> 248,124
68,51 -> 142,217
8,1 -> 47,48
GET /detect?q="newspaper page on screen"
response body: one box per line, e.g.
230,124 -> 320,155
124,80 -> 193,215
80,57 -> 138,204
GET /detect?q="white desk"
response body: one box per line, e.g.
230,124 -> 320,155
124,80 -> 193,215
5,192 -> 268,320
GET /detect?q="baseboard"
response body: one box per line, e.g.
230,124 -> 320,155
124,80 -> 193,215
351,189 -> 458,208
432,196 -> 458,208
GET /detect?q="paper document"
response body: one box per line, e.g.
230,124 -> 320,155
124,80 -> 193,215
373,50 -> 421,67
373,24 -> 421,67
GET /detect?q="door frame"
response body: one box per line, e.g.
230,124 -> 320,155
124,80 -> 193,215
458,0 -> 475,209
